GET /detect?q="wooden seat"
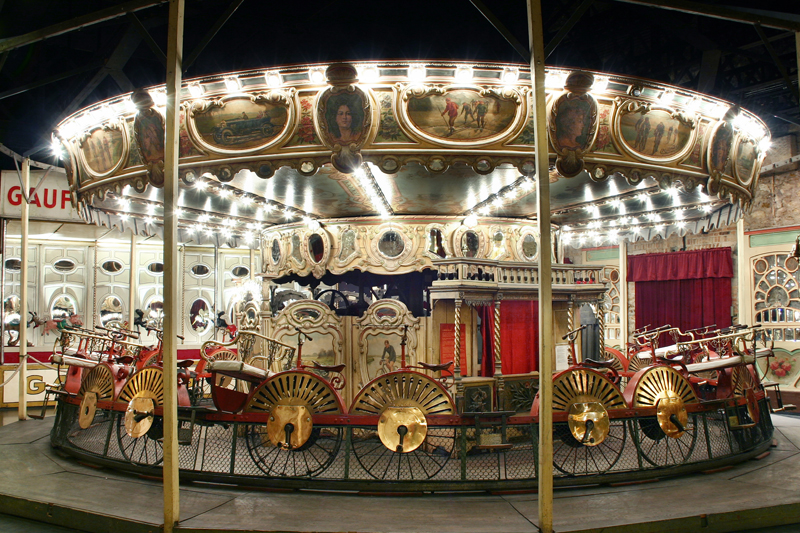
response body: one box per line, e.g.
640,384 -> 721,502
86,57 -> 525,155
308,362 -> 346,373
417,361 -> 454,373
207,360 -> 274,383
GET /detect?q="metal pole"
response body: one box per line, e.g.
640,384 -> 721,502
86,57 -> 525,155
128,232 -> 137,330
619,241 -> 628,349
527,0 -> 554,531
162,0 -> 184,531
736,219 -> 747,326
18,159 -> 30,420
1,218 -> 6,365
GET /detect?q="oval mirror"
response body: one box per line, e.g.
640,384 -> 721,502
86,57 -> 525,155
53,258 -> 76,273
293,307 -> 320,320
521,234 -> 538,260
308,234 -> 325,263
51,294 -> 77,321
147,261 -> 164,274
271,238 -> 281,264
232,265 -> 250,278
191,263 -> 211,277
378,230 -> 405,258
4,258 -> 21,272
189,298 -> 212,333
144,296 -> 164,327
101,259 -> 123,274
428,229 -> 446,258
461,230 -> 479,258
99,295 -> 124,328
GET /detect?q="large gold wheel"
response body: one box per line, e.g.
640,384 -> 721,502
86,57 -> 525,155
350,372 -> 455,480
627,365 -> 698,467
78,364 -> 115,429
549,369 -> 627,476
244,371 -> 343,478
115,367 -> 164,465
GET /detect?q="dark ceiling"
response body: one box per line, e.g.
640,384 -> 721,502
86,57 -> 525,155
0,0 -> 798,170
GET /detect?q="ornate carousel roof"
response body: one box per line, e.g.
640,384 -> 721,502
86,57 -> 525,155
53,60 -> 769,264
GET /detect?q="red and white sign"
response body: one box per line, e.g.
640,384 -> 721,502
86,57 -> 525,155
0,170 -> 82,222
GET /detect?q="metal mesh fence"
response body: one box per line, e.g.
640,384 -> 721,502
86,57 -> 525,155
53,398 -> 774,489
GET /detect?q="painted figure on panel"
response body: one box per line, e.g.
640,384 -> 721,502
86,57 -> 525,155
325,92 -> 365,144
138,112 -> 165,162
82,128 -> 124,174
554,98 -> 592,150
620,109 -> 692,158
365,333 -> 403,380
736,139 -> 757,181
710,122 -> 733,172
407,90 -> 516,140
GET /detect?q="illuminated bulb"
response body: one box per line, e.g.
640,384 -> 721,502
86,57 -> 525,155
262,204 -> 273,213
675,210 -> 683,220
464,214 -> 478,227
545,71 -> 566,89
220,188 -> 232,198
562,225 -> 571,232
224,78 -> 241,92
265,72 -> 282,87
686,98 -> 701,112
697,190 -> 709,202
305,218 -> 321,231
655,224 -> 664,232
502,68 -> 519,84
561,232 -> 572,244
492,197 -> 503,208
711,104 -> 728,119
243,232 -> 254,243
123,98 -> 137,115
119,214 -> 129,221
609,220 -> 617,227
758,137 -> 772,153
198,214 -> 210,223
175,208 -> 184,218
408,64 -> 426,82
701,204 -> 712,213
144,216 -> 154,224
520,179 -> 533,191
188,83 -> 204,98
638,193 -> 648,203
479,206 -> 491,215
204,228 -> 214,236
150,91 -> 167,107
239,195 -> 253,205
659,90 -> 674,104
51,139 -> 63,158
380,209 -> 391,219
147,204 -> 155,215
359,65 -> 379,82
309,68 -> 325,84
195,181 -> 207,191
609,230 -> 619,242
284,209 -> 293,218
677,220 -> 686,228
222,228 -> 232,238
592,77 -> 609,93
455,65 -> 473,82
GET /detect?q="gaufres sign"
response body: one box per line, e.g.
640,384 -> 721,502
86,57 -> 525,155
0,170 -> 82,222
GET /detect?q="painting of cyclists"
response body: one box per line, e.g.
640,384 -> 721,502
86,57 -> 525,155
81,127 -> 124,174
406,89 -> 516,140
619,109 -> 692,158
193,97 -> 288,150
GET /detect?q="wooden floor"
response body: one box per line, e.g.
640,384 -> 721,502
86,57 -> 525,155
0,411 -> 799,533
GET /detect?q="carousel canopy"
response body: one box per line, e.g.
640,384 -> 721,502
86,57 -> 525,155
53,60 -> 768,258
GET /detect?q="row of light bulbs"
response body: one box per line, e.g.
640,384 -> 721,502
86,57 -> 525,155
462,175 -> 536,227
355,164 -> 393,218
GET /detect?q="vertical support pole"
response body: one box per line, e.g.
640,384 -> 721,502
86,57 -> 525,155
18,158 -> 29,420
566,302 -> 575,365
128,233 -> 137,331
736,219 -> 747,327
619,240 -> 628,349
527,0 -> 554,531
596,301 -> 605,360
493,297 -> 504,410
453,298 -> 464,412
1,218 -> 7,365
162,1 -> 184,531
796,32 -> 800,118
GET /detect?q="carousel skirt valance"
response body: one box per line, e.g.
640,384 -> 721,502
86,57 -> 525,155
630,248 -> 733,340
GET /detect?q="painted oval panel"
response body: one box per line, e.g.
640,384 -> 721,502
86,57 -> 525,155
619,109 -> 692,158
735,138 -> 757,186
193,97 -> 288,150
407,90 -> 516,141
709,122 -> 734,174
81,127 -> 125,174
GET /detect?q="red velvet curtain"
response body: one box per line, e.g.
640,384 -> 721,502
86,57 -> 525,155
481,301 -> 539,376
628,248 -> 733,344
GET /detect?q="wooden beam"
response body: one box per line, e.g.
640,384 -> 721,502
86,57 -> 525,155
127,11 -> 167,67
185,0 -> 247,70
0,61 -> 103,101
754,23 -> 800,104
544,0 -> 594,59
0,0 -> 168,54
612,0 -> 800,32
469,0 -> 530,63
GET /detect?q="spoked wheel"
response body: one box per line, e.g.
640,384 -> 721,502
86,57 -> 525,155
77,364 -> 116,429
626,365 -> 698,467
350,372 -> 456,480
115,367 -> 165,465
545,369 -> 627,476
244,371 -> 344,477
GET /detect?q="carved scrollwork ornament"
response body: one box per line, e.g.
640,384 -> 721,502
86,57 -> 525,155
549,72 -> 599,178
252,88 -> 296,107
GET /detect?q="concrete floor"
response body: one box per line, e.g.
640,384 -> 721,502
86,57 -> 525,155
0,410 -> 799,533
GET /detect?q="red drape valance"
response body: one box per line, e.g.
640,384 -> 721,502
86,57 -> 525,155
627,247 -> 733,282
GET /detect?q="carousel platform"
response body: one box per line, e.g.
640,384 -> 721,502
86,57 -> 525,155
0,416 -> 798,533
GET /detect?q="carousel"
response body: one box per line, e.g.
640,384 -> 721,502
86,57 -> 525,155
45,60 -> 774,490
